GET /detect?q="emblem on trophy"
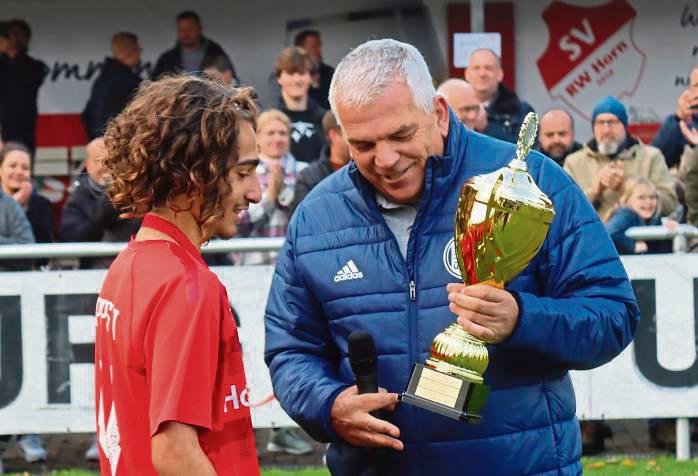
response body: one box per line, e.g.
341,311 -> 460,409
400,113 -> 556,422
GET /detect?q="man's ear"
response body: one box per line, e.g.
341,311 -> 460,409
434,95 -> 450,138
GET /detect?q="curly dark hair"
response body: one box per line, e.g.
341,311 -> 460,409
102,74 -> 257,233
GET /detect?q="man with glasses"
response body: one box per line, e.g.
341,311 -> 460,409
564,96 -> 677,219
436,78 -> 487,132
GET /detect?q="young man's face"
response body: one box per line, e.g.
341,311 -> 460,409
337,82 -> 449,204
278,70 -> 312,101
214,121 -> 262,238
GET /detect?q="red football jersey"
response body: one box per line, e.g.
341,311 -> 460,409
94,214 -> 259,475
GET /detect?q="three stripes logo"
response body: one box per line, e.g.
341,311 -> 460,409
334,260 -> 364,282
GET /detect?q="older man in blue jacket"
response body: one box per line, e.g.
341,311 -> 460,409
265,39 -> 639,475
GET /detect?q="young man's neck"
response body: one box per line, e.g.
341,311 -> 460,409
281,91 -> 308,111
138,207 -> 206,249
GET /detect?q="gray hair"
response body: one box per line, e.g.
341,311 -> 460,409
329,39 -> 436,124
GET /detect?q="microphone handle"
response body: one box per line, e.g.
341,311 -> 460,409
355,374 -> 385,420
355,374 -> 378,395
354,369 -> 389,472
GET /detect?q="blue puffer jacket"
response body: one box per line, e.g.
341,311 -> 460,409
265,112 -> 639,476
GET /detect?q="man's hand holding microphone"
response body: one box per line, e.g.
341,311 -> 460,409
330,331 -> 403,451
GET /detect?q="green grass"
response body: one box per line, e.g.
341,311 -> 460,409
582,456 -> 698,474
14,460 -> 698,476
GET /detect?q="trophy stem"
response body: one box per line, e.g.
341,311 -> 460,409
426,323 -> 488,384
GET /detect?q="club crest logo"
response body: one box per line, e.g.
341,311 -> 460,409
443,238 -> 462,279
536,0 -> 646,120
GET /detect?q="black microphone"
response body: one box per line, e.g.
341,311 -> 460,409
348,330 -> 378,395
348,330 -> 389,473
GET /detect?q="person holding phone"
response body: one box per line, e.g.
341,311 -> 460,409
652,66 -> 698,170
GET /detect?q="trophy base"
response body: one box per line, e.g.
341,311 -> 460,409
399,363 -> 489,423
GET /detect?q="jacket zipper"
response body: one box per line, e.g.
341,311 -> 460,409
409,280 -> 416,301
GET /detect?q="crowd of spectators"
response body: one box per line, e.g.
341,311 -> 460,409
0,8 -> 697,470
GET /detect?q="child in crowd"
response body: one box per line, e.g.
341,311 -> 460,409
605,177 -> 674,255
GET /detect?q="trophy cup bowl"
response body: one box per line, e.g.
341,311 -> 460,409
400,113 -> 556,423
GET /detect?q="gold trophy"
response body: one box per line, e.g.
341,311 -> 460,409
400,112 -> 555,422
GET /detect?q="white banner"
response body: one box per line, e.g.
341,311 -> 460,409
1,255 -> 697,433
0,265 -> 293,434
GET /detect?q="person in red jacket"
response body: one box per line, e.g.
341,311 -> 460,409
94,74 -> 262,475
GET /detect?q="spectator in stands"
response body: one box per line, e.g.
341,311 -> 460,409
677,122 -> 698,228
0,140 -> 43,470
238,110 -> 305,265
292,110 -> 351,211
0,142 -> 34,248
652,66 -> 698,170
464,48 -> 534,143
274,47 -> 326,163
604,177 -> 673,255
202,54 -> 237,86
564,96 -> 677,220
436,78 -> 488,132
0,19 -> 46,156
0,142 -> 53,245
294,30 -> 334,110
82,32 -> 142,141
59,137 -> 140,268
152,10 -> 237,82
537,108 -> 581,167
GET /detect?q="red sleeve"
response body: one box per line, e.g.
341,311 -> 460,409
143,269 -> 221,437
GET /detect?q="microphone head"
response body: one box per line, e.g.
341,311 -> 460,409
348,330 -> 377,377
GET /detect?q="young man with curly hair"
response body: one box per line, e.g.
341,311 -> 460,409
94,75 -> 262,475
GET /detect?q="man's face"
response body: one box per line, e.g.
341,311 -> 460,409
441,85 -> 483,129
176,19 -> 202,49
464,50 -> 503,100
86,139 -> 107,185
337,82 -> 449,204
0,150 -> 31,193
123,42 -> 141,68
593,112 -> 626,155
215,121 -> 262,239
8,25 -> 29,52
539,111 -> 575,161
278,70 -> 312,101
300,35 -> 322,63
258,119 -> 290,159
328,128 -> 351,165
